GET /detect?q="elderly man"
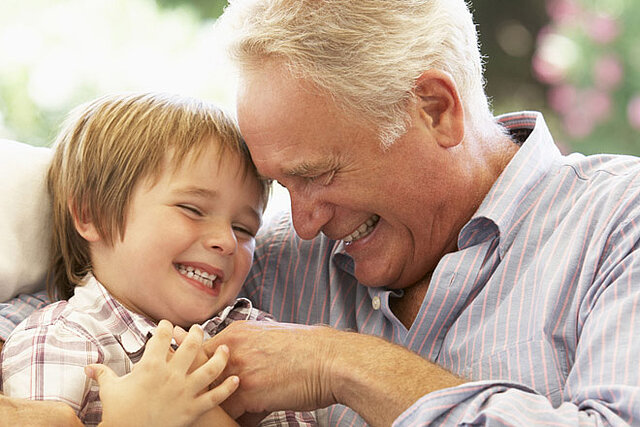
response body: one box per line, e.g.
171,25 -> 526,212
200,0 -> 640,425
2,0 -> 640,425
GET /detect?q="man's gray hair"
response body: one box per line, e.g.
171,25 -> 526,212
217,0 -> 493,147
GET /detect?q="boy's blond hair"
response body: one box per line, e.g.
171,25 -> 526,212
47,92 -> 270,300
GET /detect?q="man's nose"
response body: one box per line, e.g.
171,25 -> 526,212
289,190 -> 332,240
203,221 -> 237,255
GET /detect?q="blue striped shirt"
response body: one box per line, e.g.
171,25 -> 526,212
241,112 -> 640,426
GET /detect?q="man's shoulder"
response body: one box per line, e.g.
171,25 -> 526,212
557,153 -> 640,214
562,152 -> 640,181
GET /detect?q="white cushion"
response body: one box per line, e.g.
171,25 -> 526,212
0,139 -> 52,302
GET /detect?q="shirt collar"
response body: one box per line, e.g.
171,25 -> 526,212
74,274 -> 257,358
330,111 -> 562,269
74,274 -> 157,356
460,111 -> 562,257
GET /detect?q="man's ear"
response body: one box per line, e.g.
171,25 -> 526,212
68,199 -> 101,242
413,69 -> 465,148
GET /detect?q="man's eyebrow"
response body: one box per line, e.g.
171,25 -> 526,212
284,159 -> 336,177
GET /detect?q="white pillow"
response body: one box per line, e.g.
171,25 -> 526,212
0,139 -> 53,302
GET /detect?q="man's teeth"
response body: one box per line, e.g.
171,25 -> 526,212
343,214 -> 380,243
176,264 -> 217,288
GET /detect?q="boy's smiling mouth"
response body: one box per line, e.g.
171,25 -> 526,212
174,263 -> 219,289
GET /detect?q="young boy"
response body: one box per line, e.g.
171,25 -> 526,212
0,93 -> 314,426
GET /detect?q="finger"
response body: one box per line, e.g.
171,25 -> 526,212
193,375 -> 240,414
173,324 -> 188,345
170,324 -> 204,374
85,364 -> 118,386
188,344 -> 230,393
143,319 -> 174,363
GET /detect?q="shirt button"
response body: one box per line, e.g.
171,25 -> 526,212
372,296 -> 381,310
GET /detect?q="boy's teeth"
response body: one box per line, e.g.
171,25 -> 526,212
176,264 -> 218,288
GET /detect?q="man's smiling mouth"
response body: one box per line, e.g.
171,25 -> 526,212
342,214 -> 380,243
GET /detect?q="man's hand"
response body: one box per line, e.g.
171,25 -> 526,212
86,320 -> 240,427
204,320 -> 466,426
204,321 -> 338,419
0,394 -> 82,427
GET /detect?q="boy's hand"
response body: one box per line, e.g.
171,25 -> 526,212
172,324 -> 209,374
85,320 -> 239,427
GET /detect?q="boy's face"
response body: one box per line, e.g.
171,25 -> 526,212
89,140 -> 263,328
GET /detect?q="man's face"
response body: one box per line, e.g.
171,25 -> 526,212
237,64 -> 463,289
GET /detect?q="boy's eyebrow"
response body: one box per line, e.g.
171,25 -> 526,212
175,186 -> 263,226
176,186 -> 217,199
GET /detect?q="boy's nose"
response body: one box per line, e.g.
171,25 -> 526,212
203,224 -> 237,255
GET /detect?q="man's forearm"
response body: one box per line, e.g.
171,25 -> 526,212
0,393 -> 83,426
330,332 -> 465,426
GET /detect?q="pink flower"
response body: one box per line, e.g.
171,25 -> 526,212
586,13 -> 620,44
563,109 -> 594,138
627,96 -> 640,130
546,0 -> 582,25
584,89 -> 612,123
548,84 -> 577,114
533,55 -> 565,85
560,89 -> 612,138
593,55 -> 624,90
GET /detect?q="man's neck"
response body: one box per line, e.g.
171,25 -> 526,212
389,274 -> 431,329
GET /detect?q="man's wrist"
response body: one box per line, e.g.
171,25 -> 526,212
326,331 -> 466,426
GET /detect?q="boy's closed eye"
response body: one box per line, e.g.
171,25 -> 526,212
232,224 -> 257,238
177,204 -> 258,238
178,204 -> 205,217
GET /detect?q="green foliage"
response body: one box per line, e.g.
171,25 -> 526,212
155,0 -> 227,20
2,0 -> 638,155
533,0 -> 640,155
0,0 -> 236,147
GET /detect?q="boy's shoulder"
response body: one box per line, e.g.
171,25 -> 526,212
8,291 -> 114,344
18,299 -> 76,330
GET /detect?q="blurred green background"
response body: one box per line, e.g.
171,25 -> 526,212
1,0 -> 639,155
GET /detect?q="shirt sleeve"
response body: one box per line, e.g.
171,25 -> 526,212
259,410 -> 318,426
0,319 -> 103,423
395,218 -> 640,426
0,290 -> 51,341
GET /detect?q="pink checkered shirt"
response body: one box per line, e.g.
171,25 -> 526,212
0,274 -> 316,426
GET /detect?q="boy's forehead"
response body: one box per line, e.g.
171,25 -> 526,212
166,145 -> 267,207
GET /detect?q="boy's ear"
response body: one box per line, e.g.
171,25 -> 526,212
412,69 -> 465,148
68,199 -> 101,242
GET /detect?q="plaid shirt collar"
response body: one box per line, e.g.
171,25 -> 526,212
76,273 -> 257,359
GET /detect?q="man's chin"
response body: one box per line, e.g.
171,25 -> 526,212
353,266 -> 401,289
353,262 -> 428,290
